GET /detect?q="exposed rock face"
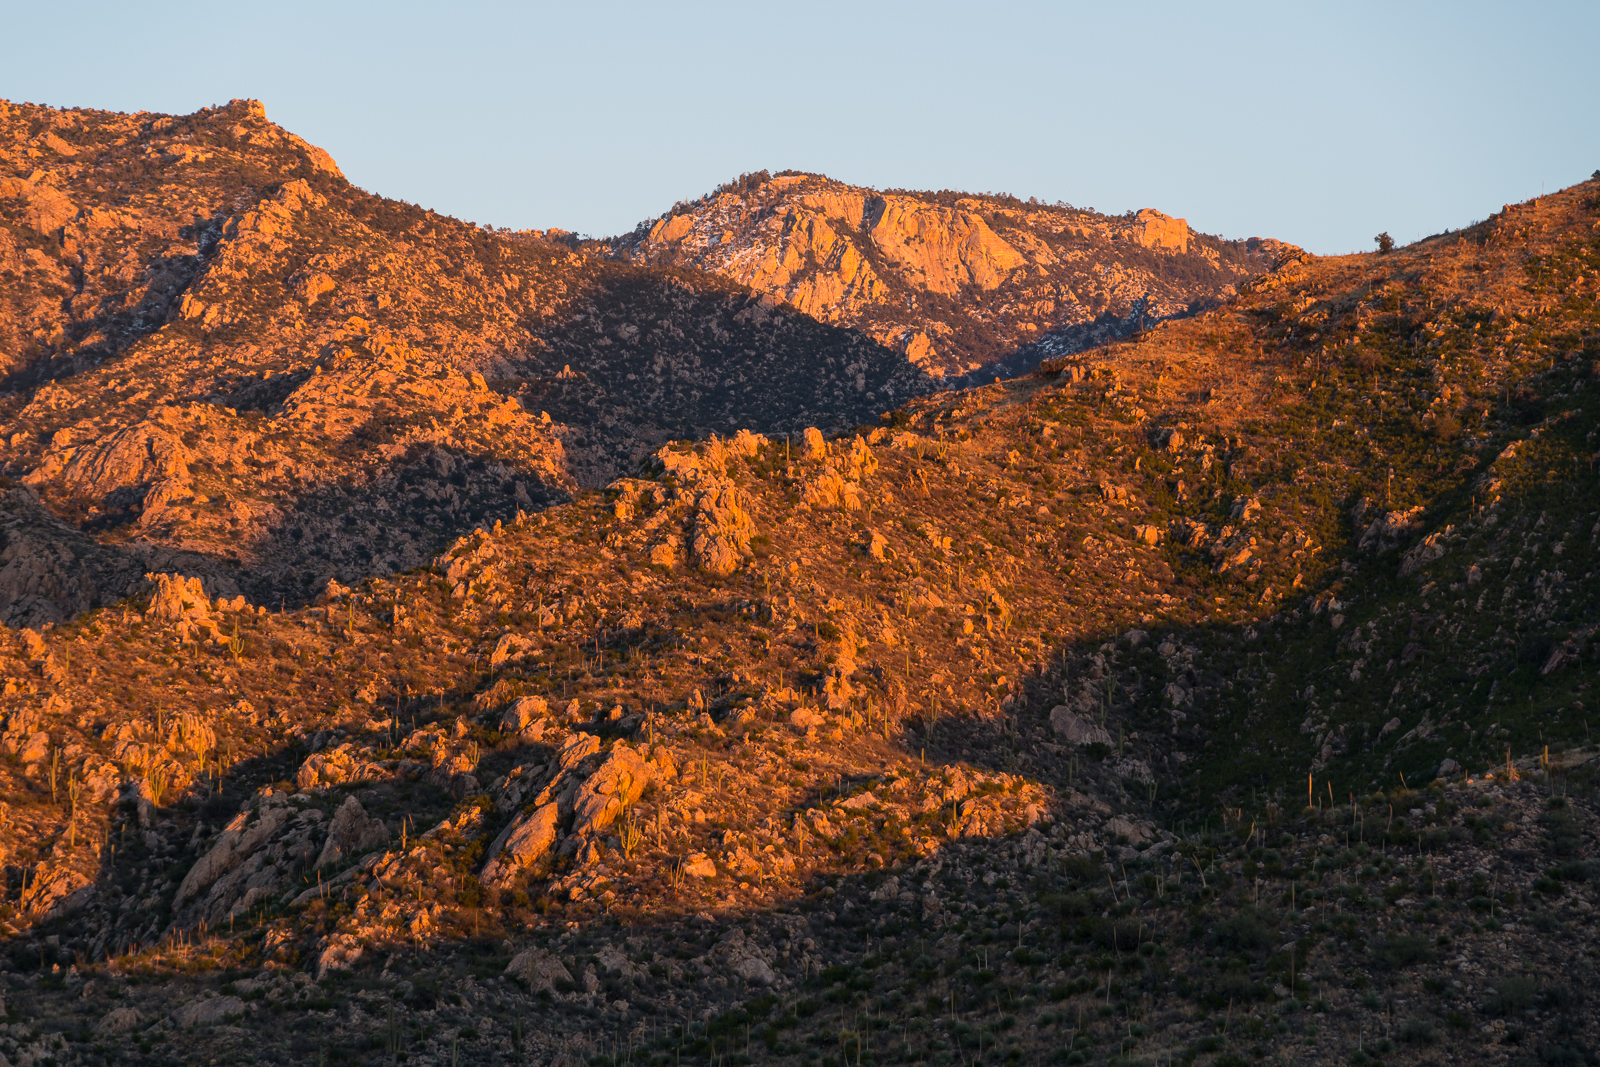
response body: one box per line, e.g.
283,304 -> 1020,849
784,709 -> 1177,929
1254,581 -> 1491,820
555,732 -> 601,770
20,864 -> 95,920
1130,209 -> 1188,252
0,486 -> 227,629
569,743 -> 651,837
27,418 -> 194,504
145,572 -> 218,643
0,98 -> 1287,626
797,432 -> 877,512
802,427 -> 828,460
0,170 -> 1594,1066
480,734 -> 653,888
651,434 -> 766,576
690,481 -> 754,576
174,805 -> 291,911
712,927 -> 778,985
1356,503 -> 1425,553
316,933 -> 365,979
499,695 -> 550,739
480,802 -> 560,887
490,632 -> 535,671
612,173 -> 1277,379
295,742 -> 393,791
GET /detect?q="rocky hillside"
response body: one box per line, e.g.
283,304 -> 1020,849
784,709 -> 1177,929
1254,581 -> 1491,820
0,100 -> 929,626
606,171 -> 1286,382
0,173 -> 1595,1065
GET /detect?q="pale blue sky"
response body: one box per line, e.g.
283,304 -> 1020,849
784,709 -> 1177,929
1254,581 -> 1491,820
6,1 -> 1597,254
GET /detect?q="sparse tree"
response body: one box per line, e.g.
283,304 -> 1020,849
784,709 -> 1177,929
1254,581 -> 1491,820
1375,231 -> 1395,253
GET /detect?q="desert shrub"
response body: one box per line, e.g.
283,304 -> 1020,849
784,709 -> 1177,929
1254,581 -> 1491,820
1540,983 -> 1582,1012
1483,977 -> 1538,1016
1201,972 -> 1267,1009
1398,1018 -> 1438,1045
1058,855 -> 1104,885
1086,918 -> 1142,952
1532,1041 -> 1596,1067
1542,810 -> 1584,856
1374,934 -> 1435,969
1211,907 -> 1275,953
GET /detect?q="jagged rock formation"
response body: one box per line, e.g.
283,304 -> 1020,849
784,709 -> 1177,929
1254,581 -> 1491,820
608,172 -> 1285,380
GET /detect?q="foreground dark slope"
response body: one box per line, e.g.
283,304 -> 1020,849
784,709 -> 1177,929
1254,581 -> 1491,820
0,98 -> 926,625
0,179 -> 1596,1065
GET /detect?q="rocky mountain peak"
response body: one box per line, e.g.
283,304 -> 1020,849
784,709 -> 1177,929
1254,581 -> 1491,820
608,171 -> 1280,380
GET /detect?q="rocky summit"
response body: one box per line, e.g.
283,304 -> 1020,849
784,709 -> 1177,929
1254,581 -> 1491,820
606,173 -> 1284,383
1,95 -> 1600,1067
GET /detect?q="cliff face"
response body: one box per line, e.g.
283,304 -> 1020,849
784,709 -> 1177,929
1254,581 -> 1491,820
611,173 -> 1281,379
0,101 -> 925,623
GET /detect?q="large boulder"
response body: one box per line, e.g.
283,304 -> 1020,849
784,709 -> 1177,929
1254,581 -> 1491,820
712,927 -> 778,986
1048,706 -> 1112,747
480,802 -> 560,887
174,805 -> 289,907
557,731 -> 600,769
802,427 -> 828,459
143,571 -> 217,643
20,866 -> 94,920
729,954 -> 776,986
316,933 -> 363,980
37,421 -> 194,505
499,696 -> 549,739
790,707 -> 825,728
506,948 -> 573,993
570,745 -> 652,837
174,996 -> 245,1028
1129,209 -> 1188,253
95,1008 -> 142,1035
490,632 -> 535,671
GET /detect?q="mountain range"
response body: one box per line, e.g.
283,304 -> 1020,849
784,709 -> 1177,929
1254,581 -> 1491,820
0,100 -> 1266,628
0,96 -> 1597,1067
